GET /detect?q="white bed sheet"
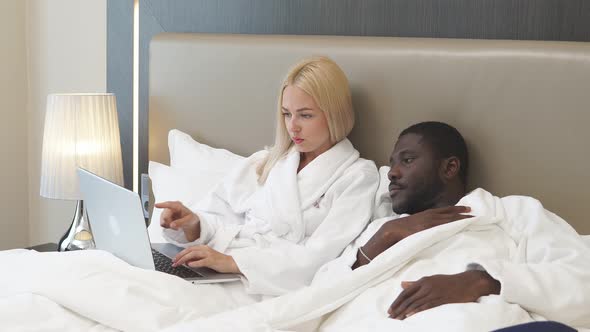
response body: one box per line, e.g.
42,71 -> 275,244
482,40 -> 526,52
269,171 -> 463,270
1,234 -> 588,331
0,249 -> 248,332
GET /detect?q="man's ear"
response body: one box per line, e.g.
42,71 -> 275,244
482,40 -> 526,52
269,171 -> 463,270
439,156 -> 461,181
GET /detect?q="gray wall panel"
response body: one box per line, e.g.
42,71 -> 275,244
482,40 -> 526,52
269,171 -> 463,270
107,1 -> 134,189
139,3 -> 165,183
107,0 -> 590,188
141,0 -> 590,39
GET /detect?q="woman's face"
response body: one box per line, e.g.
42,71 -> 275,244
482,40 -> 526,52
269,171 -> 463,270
281,85 -> 333,158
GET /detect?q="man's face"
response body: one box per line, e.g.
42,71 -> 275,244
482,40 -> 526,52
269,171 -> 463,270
388,133 -> 445,214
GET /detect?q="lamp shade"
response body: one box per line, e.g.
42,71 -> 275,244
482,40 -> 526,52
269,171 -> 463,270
40,93 -> 124,200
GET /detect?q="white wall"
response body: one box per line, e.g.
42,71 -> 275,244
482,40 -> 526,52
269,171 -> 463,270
0,0 -> 29,249
27,0 -> 107,246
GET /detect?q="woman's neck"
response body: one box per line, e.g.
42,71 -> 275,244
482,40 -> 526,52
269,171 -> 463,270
297,153 -> 313,173
296,141 -> 335,173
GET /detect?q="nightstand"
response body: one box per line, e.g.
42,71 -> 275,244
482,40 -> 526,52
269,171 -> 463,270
26,242 -> 58,252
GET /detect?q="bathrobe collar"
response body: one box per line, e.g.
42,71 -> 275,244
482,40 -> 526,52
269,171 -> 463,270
265,138 -> 359,242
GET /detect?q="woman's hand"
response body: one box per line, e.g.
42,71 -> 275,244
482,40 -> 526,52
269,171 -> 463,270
172,245 -> 241,274
155,201 -> 201,242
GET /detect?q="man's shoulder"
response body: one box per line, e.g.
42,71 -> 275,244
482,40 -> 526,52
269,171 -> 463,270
345,157 -> 379,175
333,158 -> 379,187
466,187 -> 544,207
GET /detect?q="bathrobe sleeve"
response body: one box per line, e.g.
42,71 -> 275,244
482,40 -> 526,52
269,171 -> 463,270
162,151 -> 266,252
231,160 -> 379,296
471,197 -> 590,328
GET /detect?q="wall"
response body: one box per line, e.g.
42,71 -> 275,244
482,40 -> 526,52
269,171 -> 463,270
0,0 -> 29,249
108,0 -> 590,190
27,0 -> 107,246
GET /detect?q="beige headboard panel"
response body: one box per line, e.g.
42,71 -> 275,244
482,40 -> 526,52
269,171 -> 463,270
149,33 -> 590,234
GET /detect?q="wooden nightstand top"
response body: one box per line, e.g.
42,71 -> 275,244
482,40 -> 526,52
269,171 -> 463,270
26,243 -> 58,252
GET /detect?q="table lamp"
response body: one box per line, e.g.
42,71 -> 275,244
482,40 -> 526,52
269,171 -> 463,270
40,93 -> 124,251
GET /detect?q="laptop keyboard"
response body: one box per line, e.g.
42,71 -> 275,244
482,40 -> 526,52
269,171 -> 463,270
151,248 -> 204,279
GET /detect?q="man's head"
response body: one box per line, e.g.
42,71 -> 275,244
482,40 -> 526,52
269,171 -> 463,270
388,121 -> 468,214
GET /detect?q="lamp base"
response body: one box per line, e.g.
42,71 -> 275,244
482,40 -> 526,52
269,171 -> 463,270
57,200 -> 95,251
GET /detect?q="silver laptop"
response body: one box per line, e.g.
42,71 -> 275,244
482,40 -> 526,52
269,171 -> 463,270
77,167 -> 241,284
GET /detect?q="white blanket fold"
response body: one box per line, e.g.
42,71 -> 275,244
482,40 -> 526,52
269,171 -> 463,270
0,250 -> 248,331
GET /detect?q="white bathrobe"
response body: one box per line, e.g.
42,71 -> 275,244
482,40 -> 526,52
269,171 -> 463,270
168,188 -> 590,332
163,138 -> 379,296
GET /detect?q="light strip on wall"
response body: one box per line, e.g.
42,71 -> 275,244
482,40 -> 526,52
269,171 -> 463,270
132,0 -> 139,193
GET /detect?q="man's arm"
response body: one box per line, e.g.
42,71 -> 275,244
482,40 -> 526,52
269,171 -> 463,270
352,206 -> 472,269
388,271 -> 500,319
386,198 -> 590,326
467,198 -> 590,327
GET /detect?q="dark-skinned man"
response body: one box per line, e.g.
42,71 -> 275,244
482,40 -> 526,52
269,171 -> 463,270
310,121 -> 590,331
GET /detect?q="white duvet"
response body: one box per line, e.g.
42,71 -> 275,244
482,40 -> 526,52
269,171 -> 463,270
0,248 -> 250,331
1,189 -> 589,331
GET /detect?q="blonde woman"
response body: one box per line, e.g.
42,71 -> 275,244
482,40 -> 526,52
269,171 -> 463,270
156,56 -> 378,299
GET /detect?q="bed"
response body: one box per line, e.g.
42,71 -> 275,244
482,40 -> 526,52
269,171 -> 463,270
2,34 -> 590,331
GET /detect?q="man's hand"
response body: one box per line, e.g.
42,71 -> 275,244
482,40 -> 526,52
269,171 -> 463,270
388,270 -> 501,320
382,206 -> 473,244
353,206 -> 472,269
173,245 -> 241,274
155,201 -> 201,242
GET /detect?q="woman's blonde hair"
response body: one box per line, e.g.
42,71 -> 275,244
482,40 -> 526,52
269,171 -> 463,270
256,56 -> 354,184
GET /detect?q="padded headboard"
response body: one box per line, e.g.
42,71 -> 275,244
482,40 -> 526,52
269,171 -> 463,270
149,33 -> 590,234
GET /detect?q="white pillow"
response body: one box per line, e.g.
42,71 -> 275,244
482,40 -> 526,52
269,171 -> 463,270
372,166 -> 394,220
147,161 -> 228,242
168,129 -> 244,172
147,130 -> 245,243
